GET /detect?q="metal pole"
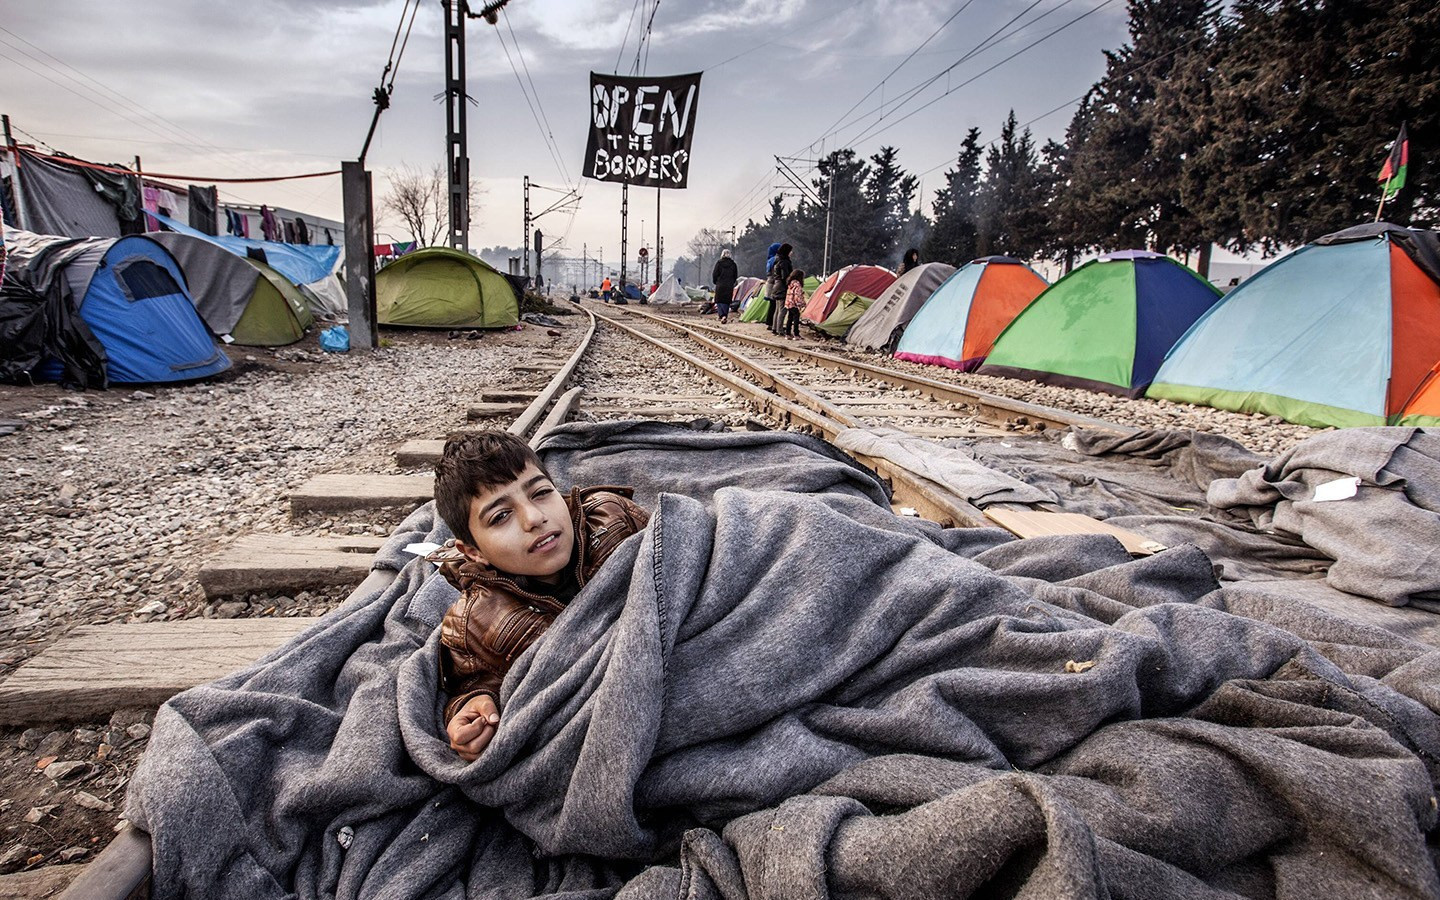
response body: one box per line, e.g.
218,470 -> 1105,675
133,155 -> 146,230
620,182 -> 629,290
444,0 -> 470,251
823,170 -> 834,275
3,114 -> 31,230
523,175 -> 531,278
342,160 -> 378,349
655,187 -> 662,282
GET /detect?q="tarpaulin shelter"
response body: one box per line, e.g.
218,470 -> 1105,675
1149,224 -> 1440,428
622,283 -> 646,301
376,247 -> 520,328
2,229 -> 229,384
649,274 -> 689,304
733,277 -> 763,310
801,265 -> 895,323
12,148 -> 143,239
893,257 -> 1048,370
151,232 -> 313,346
846,262 -> 956,352
739,284 -> 771,322
149,212 -> 344,318
979,251 -> 1221,397
813,291 -> 874,338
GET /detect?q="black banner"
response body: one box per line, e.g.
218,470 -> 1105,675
583,71 -> 702,189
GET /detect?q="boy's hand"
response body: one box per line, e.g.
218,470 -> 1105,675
448,694 -> 500,762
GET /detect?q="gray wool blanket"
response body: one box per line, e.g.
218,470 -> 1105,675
128,426 -> 1440,899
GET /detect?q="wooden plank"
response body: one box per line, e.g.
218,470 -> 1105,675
56,826 -> 150,900
396,439 -> 446,467
478,390 -> 537,403
983,508 -> 1166,556
0,619 -> 319,727
585,391 -> 719,402
395,439 -> 446,467
290,474 -> 432,516
0,863 -> 85,899
196,534 -> 385,598
580,404 -> 739,417
464,401 -> 532,420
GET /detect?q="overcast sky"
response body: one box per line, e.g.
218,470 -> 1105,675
2,0 -> 1133,273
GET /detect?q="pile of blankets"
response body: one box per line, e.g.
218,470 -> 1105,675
129,422 -> 1440,898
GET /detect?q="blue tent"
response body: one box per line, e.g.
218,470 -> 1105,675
37,235 -> 231,383
622,283 -> 645,300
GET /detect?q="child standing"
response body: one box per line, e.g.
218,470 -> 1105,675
783,269 -> 806,339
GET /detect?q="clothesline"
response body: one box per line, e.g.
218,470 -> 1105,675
10,145 -> 340,183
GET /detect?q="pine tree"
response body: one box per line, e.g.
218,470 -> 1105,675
924,128 -> 984,265
978,111 -> 1049,258
864,146 -> 919,265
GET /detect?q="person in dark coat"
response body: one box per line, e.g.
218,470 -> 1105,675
766,243 -> 794,334
896,248 -> 919,277
711,250 -> 738,324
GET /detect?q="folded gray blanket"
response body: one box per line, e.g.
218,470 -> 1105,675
129,482 -> 1440,898
1208,427 -> 1440,606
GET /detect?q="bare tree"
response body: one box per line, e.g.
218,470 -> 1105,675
686,228 -> 730,284
381,164 -> 481,247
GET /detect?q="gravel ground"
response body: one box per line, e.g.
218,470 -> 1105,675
0,326 -> 583,676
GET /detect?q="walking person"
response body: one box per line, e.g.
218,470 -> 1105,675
784,269 -> 807,340
711,249 -> 738,324
600,276 -> 613,303
766,243 -> 793,334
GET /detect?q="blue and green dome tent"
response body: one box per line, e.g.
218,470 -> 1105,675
978,251 -> 1222,397
1148,224 -> 1440,428
6,230 -> 230,385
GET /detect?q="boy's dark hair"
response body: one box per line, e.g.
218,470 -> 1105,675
778,243 -> 793,256
789,269 -> 805,283
434,430 -> 551,545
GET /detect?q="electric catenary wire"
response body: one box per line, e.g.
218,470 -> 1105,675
493,23 -> 572,186
500,8 -> 573,186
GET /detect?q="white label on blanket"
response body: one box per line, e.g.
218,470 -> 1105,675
403,542 -> 442,556
1310,476 -> 1361,502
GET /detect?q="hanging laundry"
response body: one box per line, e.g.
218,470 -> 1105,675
188,185 -> 218,235
294,216 -> 310,245
260,205 -> 278,242
283,221 -> 296,243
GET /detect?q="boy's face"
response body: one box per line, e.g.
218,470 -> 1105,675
455,463 -> 574,584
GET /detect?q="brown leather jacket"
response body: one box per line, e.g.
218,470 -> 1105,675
432,486 -> 650,723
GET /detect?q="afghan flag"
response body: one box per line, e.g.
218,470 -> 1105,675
1379,123 -> 1409,201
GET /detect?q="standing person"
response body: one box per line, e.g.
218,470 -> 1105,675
600,275 -> 613,303
783,269 -> 807,340
711,249 -> 738,324
896,248 -> 919,277
766,243 -> 793,334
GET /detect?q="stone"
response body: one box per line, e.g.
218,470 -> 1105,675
134,600 -> 168,616
125,723 -> 151,741
35,731 -> 69,757
215,600 -> 248,619
44,760 -> 90,781
72,791 -> 114,812
72,728 -> 101,745
17,728 -> 46,751
131,390 -> 156,400
23,805 -> 58,824
58,846 -> 90,861
0,845 -> 31,869
109,708 -> 151,728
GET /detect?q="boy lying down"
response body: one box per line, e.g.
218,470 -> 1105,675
426,431 -> 649,760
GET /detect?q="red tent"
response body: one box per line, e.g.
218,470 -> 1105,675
801,265 -> 895,323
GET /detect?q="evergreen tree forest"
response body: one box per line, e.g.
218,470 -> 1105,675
718,0 -> 1438,279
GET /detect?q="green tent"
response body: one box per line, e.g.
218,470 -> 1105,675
232,259 -> 315,345
813,291 -> 874,337
151,232 -> 315,346
376,247 -> 520,328
739,284 -> 771,322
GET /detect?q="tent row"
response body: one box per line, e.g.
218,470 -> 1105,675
778,222 -> 1440,430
